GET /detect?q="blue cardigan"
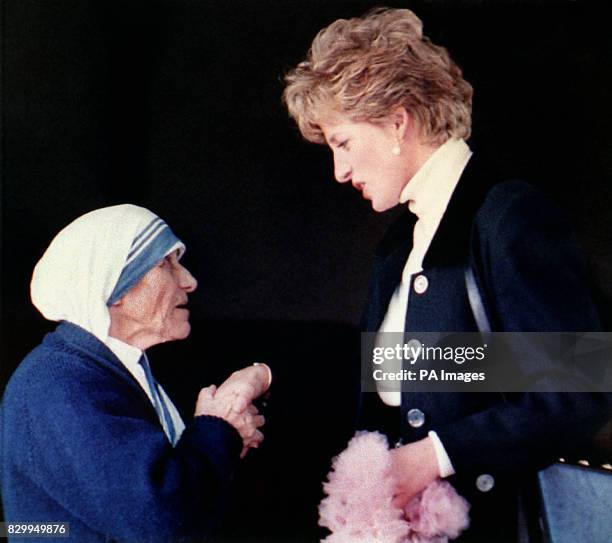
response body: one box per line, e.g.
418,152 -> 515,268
1,322 -> 242,542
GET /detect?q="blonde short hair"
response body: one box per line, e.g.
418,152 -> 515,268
283,7 -> 473,145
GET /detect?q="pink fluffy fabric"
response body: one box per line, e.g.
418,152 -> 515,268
319,432 -> 470,543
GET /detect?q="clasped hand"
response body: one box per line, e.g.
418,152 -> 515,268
195,365 -> 271,458
389,436 -> 440,508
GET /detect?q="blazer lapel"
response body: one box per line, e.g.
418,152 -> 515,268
366,212 -> 415,331
423,152 -> 497,269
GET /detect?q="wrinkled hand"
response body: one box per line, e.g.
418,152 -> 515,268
195,385 -> 265,458
214,364 -> 271,415
389,437 -> 440,509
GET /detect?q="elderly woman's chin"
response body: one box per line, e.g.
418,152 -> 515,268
171,318 -> 192,341
157,315 -> 192,344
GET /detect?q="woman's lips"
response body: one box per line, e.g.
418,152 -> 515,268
353,182 -> 369,198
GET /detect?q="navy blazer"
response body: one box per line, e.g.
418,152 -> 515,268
1,322 -> 242,542
359,154 -> 611,541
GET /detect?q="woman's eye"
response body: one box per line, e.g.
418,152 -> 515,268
338,140 -> 349,149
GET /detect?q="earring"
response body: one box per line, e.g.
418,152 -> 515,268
392,144 -> 400,156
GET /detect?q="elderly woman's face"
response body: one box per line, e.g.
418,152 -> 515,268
111,250 -> 198,347
320,115 -> 411,212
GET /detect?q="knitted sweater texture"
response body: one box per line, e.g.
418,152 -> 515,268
1,322 -> 241,542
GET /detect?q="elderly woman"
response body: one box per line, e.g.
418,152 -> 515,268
1,204 -> 271,542
284,7 -> 609,543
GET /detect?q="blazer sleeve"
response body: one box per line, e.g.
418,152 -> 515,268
18,352 -> 242,543
436,181 -> 611,479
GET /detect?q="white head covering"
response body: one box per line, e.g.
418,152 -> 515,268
31,204 -> 185,344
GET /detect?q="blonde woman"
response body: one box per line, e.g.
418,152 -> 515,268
284,8 -> 608,542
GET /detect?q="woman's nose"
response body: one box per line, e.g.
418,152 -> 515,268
178,265 -> 198,292
334,156 -> 351,184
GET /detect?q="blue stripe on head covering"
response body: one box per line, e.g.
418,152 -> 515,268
127,218 -> 164,260
107,222 -> 183,306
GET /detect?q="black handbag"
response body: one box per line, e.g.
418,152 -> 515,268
465,267 -> 612,543
537,462 -> 612,543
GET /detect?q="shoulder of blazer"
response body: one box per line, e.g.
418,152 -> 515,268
422,152 -> 505,269
475,178 -> 561,231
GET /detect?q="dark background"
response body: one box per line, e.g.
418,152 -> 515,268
2,1 -> 611,541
